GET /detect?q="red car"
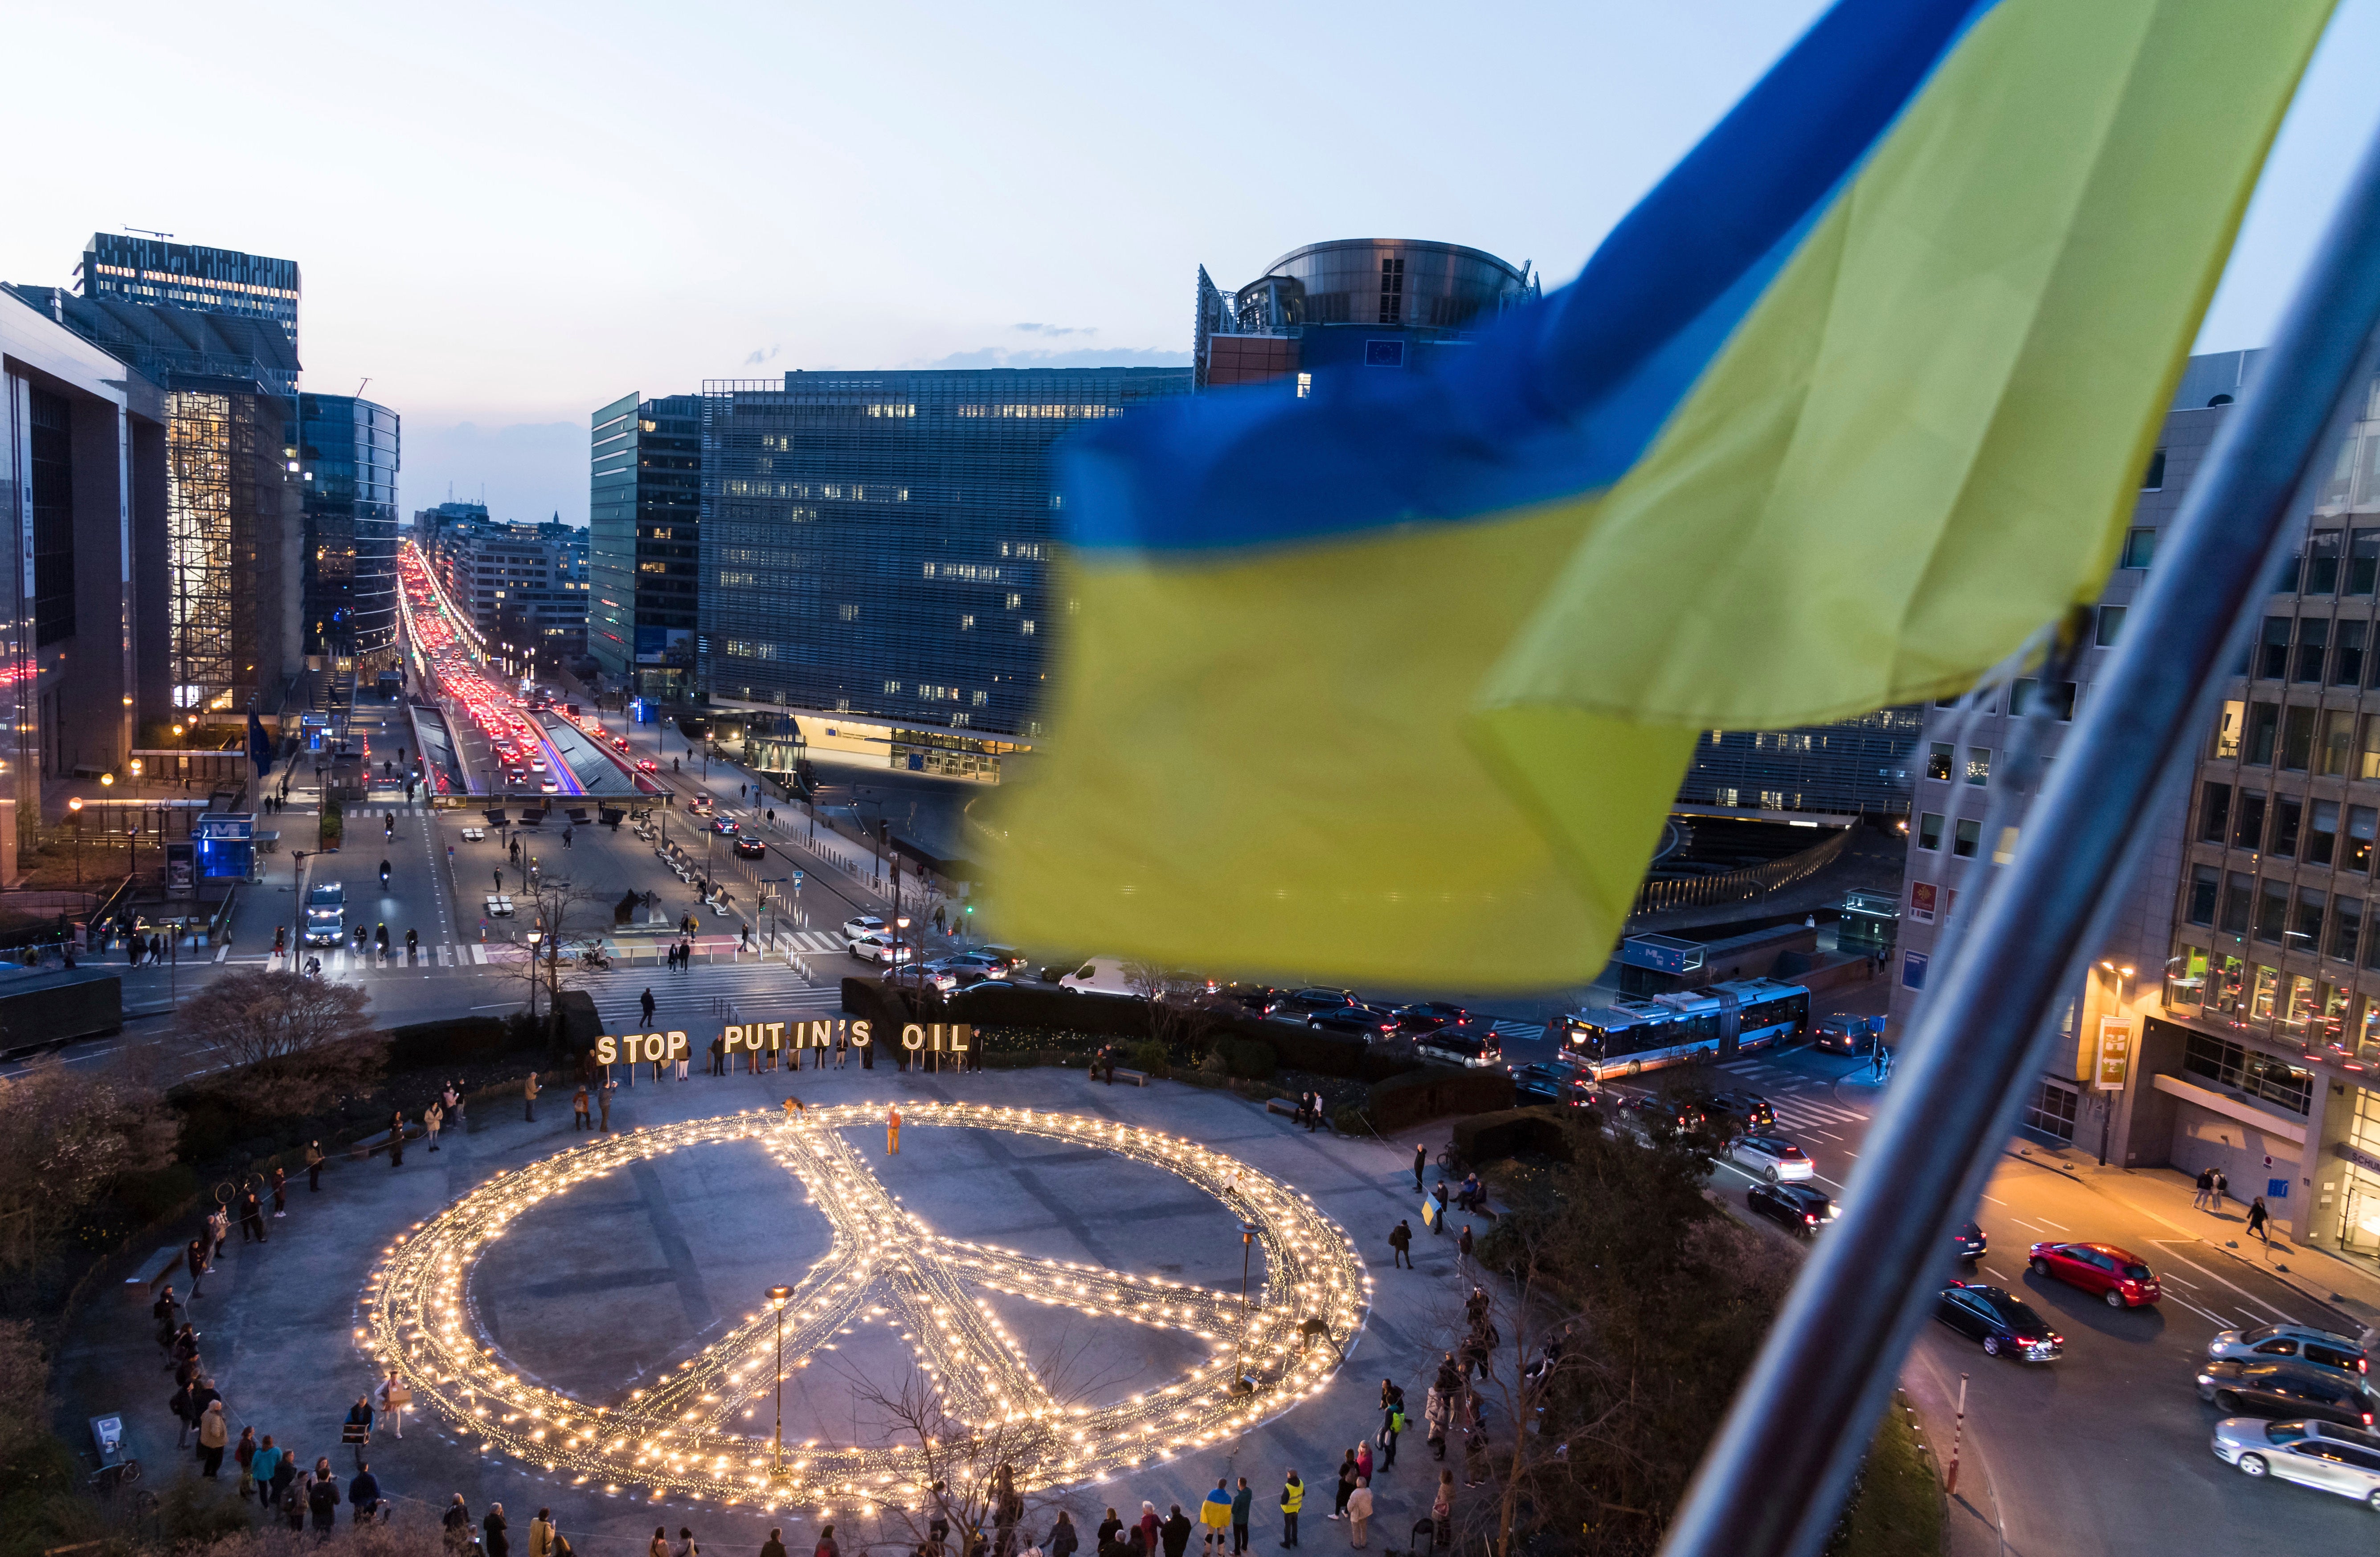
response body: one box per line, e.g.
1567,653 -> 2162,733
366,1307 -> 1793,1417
2027,1241 -> 2161,1308
636,759 -> 658,772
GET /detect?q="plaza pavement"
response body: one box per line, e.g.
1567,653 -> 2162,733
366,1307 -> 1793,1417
61,1059 -> 1484,1557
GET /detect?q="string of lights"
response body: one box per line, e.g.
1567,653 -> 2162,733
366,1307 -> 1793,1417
359,1103 -> 1371,1514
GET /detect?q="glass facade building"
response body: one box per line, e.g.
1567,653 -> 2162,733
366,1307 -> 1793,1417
589,392 -> 701,698
697,368 -> 1191,753
1681,711 -> 1926,817
79,234 -> 299,383
294,394 -> 400,669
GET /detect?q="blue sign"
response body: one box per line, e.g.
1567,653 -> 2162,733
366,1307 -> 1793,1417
2268,1178 -> 2290,1200
1901,951 -> 1929,991
195,813 -> 255,879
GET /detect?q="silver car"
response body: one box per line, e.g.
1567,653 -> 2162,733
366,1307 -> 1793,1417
2211,1417 -> 2380,1509
2208,1323 -> 2371,1384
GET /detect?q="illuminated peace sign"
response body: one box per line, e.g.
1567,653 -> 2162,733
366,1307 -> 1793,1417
361,1102 -> 1371,1512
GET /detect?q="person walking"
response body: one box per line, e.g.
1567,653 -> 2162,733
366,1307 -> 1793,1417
1329,1450 -> 1357,1520
1277,1471 -> 1302,1549
486,1502 -> 511,1557
1430,1472 -> 1453,1550
573,1084 -> 592,1131
1388,1220 -> 1412,1270
233,1425 -> 258,1497
888,1103 -> 902,1155
1200,1481 -> 1232,1557
1456,1224 -> 1474,1269
1343,1484 -> 1371,1551
344,1393 -> 374,1468
377,1368 -> 411,1438
196,1397 -> 228,1471
351,1464 -> 383,1524
209,1202 -> 230,1261
389,1114 -> 407,1169
1430,1182 -> 1448,1235
530,1508 -> 556,1557
306,1140 -> 327,1192
2192,1167 -> 2213,1210
525,1071 -> 541,1122
445,1495 -> 475,1554
2248,1195 -> 2272,1245
426,1100 -> 446,1151
1231,1479 -> 1251,1557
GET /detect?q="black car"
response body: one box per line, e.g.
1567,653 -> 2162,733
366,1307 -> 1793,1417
1747,1181 -> 1837,1235
1279,987 -> 1360,1016
1307,1006 -> 1396,1040
2199,1359 -> 2377,1430
1618,1094 -> 1707,1136
1812,1018 -> 1865,1055
1512,1063 -> 1598,1109
1951,1220 -> 1987,1262
1219,984 -> 1285,1018
733,837 -> 766,858
1701,1090 -> 1777,1133
1390,1001 -> 1479,1035
1934,1282 -> 2061,1361
1416,1030 -> 1503,1067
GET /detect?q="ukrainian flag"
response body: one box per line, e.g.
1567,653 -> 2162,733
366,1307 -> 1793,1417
994,0 -> 2332,988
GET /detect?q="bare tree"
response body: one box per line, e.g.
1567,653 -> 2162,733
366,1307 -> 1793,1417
0,1059 -> 175,1276
502,874 -> 607,1037
177,968 -> 380,1115
1122,959 -> 1213,1057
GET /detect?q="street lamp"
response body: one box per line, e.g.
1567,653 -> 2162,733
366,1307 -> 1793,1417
896,915 -> 912,994
67,796 -> 83,887
2093,961 -> 2137,1167
765,1284 -> 793,1478
1234,1220 -> 1258,1392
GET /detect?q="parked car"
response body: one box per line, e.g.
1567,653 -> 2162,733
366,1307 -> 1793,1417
1700,1090 -> 1777,1134
1219,984 -> 1285,1018
1391,1001 -> 1480,1035
1726,1134 -> 1815,1183
1747,1181 -> 1837,1235
842,915 -> 888,942
2028,1241 -> 2162,1308
1417,1031 -> 1504,1068
1308,1006 -> 1397,1040
1277,987 -> 1360,1016
1512,1063 -> 1599,1109
1934,1282 -> 2062,1361
2208,1324 -> 2371,1384
733,837 -> 766,858
1951,1221 -> 1987,1262
2198,1360 -> 2376,1430
2210,1418 -> 2380,1509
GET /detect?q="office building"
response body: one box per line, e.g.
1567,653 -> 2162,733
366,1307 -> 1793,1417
419,508 -> 589,662
588,392 -> 699,699
78,233 -> 300,368
293,394 -> 401,669
696,367 -> 1191,777
1681,712 -> 1926,818
5,283 -> 303,719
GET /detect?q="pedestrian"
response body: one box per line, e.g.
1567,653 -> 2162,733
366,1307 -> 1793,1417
1379,1382 -> 1405,1468
152,1283 -> 182,1349
240,1188 -> 268,1243
1051,1511 -> 1079,1557
377,1368 -> 411,1437
233,1424 -> 257,1496
642,988 -> 657,1026
573,1084 -> 592,1131
2248,1195 -> 2271,1245
186,1234 -> 210,1300
345,1393 -> 374,1468
675,1527 -> 699,1557
835,1028 -> 849,1068
1424,1379 -> 1450,1461
1388,1220 -> 1412,1269
1412,1144 -> 1426,1193
1161,1504 -> 1192,1557
1431,1472 -> 1453,1549
1277,1471 -> 1302,1549
270,1163 -> 288,1216
352,1463 -> 383,1524
815,1525 -> 839,1557
1138,1502 -> 1160,1554
1344,1484 -> 1371,1550
306,1140 -> 327,1192
445,1495 -> 474,1554
1200,1480 -> 1232,1556
2211,1168 -> 2229,1212
1231,1479 -> 1251,1556
525,1070 -> 541,1121
531,1508 -> 556,1557
600,1083 -> 614,1132
486,1502 -> 511,1557
2192,1167 -> 2213,1210
1456,1225 -> 1474,1267
426,1100 -> 446,1151
310,1459 -> 342,1532
389,1114 -> 407,1169
252,1435 -> 284,1506
170,1379 -> 195,1447
1430,1182 -> 1448,1235
763,1530 -> 790,1557
209,1203 -> 229,1261
1329,1450 -> 1357,1520
270,1438 -> 299,1508
675,1045 -> 690,1082
888,1103 -> 902,1155
1355,1441 -> 1373,1487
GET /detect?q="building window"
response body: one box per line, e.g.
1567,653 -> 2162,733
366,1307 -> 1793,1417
2252,964 -> 2282,1021
1965,747 -> 1991,786
2213,954 -> 2247,1014
2351,528 -> 2380,595
2296,619 -> 2331,681
2181,1030 -> 2312,1115
2021,1079 -> 2079,1142
2187,864 -> 2219,925
1926,742 -> 1953,781
2282,705 -> 2316,771
2212,699 -> 2244,759
2198,781 -> 2231,843
1377,255 -> 1405,324
2271,795 -> 2303,858
2221,871 -> 2253,935
2011,678 -> 2076,719
2293,887 -> 2326,956
2097,605 -> 2127,649
2121,527 -> 2156,569
1296,372 -> 1312,398
1918,812 -> 1943,851
2259,617 -> 2293,679
2354,806 -> 2380,873
2334,895 -> 2364,962
2307,531 -> 2345,595
2247,702 -> 2280,764
2311,799 -> 2341,866
2344,620 -> 2373,687
1952,817 -> 1981,858
2255,879 -> 2289,944
2170,944 -> 2208,1007
2143,449 -> 2167,490
2322,707 -> 2357,774
2231,789 -> 2266,850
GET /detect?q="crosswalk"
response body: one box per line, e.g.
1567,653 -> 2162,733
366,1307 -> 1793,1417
573,962 -> 844,1034
1710,1055 -> 1872,1138
235,929 -> 859,977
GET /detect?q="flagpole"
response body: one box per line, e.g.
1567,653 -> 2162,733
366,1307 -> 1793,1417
1660,124 -> 2380,1557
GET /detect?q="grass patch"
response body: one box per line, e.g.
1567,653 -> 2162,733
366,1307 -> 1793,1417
1839,1394 -> 1944,1557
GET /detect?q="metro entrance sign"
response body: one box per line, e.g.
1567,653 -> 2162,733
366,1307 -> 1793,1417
593,1018 -> 973,1066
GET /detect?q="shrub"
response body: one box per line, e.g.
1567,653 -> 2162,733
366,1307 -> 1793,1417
1366,1064 -> 1516,1133
114,1163 -> 200,1224
1126,1039 -> 1170,1077
1453,1107 -> 1574,1165
1208,1035 -> 1277,1081
385,1017 -> 507,1070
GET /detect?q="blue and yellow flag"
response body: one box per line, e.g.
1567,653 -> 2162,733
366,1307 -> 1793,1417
994,0 -> 2331,988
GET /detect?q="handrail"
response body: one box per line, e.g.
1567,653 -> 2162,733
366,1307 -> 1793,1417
1629,824 -> 1851,917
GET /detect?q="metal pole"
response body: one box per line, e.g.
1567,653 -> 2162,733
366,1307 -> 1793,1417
1658,127 -> 2380,1557
1942,1374 -> 1968,1498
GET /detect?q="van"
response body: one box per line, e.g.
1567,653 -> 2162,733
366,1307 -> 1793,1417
303,881 -> 347,947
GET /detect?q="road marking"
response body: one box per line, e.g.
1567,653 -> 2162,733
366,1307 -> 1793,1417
2170,1295 -> 2231,1327
1983,1266 -> 2009,1283
1980,1194 -> 2007,1206
2160,1269 -> 2200,1289
2010,1218 -> 2049,1234
2035,1217 -> 2069,1231
2150,1246 -> 2298,1326
1804,1129 -> 1842,1142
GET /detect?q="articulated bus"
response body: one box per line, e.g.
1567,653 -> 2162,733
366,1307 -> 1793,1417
1557,978 -> 1812,1079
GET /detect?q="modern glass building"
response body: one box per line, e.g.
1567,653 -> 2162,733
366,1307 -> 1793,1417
78,234 -> 300,379
697,367 -> 1191,775
589,392 -> 701,699
1680,711 -> 1926,818
294,394 -> 401,669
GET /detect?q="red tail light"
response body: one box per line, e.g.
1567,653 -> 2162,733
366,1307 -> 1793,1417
1803,1214 -> 1818,1224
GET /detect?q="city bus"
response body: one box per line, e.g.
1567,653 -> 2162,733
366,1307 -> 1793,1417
1556,979 -> 1811,1079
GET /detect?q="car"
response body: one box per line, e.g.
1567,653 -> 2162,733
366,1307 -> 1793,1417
1747,1181 -> 1837,1235
974,945 -> 1027,974
733,837 -> 766,859
936,952 -> 1010,981
1934,1282 -> 2062,1361
2208,1324 -> 2371,1385
1277,987 -> 1360,1015
637,759 -> 658,772
1617,1093 -> 1707,1136
711,817 -> 740,835
1218,983 -> 1285,1018
1416,1030 -> 1504,1068
2028,1241 -> 2162,1308
303,881 -> 347,947
1701,1090 -> 1777,1133
2211,1418 -> 2380,1509
1307,1006 -> 1397,1040
2199,1360 -> 2376,1430
540,780 -> 559,793
1812,1017 -> 1867,1055
1951,1221 -> 1987,1262
1390,1001 -> 1479,1035
1511,1063 -> 1599,1109
1726,1134 -> 1815,1183
916,960 -> 968,993
842,915 -> 888,941
847,934 -> 915,965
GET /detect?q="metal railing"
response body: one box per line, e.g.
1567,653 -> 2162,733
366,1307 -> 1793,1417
1629,825 -> 1852,917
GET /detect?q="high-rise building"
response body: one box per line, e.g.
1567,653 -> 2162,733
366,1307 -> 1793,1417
696,367 -> 1191,778
588,392 -> 700,699
78,233 -> 299,368
418,508 -> 589,661
1681,713 -> 1926,819
293,394 -> 400,669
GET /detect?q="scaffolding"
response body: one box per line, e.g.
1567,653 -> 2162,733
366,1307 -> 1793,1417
165,391 -> 239,710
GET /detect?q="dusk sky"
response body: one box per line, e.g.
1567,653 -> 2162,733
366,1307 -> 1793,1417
5,0 -> 2376,525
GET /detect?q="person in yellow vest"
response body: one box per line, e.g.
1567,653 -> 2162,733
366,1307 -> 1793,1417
1277,1470 -> 1302,1549
887,1103 -> 902,1155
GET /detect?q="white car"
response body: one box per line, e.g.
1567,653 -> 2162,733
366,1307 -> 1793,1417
847,934 -> 914,965
2212,1417 -> 2380,1510
1728,1134 -> 1816,1183
843,915 -> 887,942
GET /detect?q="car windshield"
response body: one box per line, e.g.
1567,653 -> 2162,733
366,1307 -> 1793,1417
2264,1421 -> 2313,1444
2118,1263 -> 2153,1280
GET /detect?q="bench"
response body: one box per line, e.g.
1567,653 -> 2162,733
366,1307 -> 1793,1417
126,1245 -> 182,1299
1090,1067 -> 1150,1087
1266,1097 -> 1300,1117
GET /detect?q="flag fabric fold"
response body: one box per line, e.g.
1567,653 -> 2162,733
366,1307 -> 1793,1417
992,0 -> 2332,988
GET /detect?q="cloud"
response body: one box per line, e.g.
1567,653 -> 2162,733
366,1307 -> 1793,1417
900,345 -> 1192,371
744,344 -> 782,365
1011,322 -> 1095,337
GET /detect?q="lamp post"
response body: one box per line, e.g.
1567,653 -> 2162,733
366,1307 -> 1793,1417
765,1284 -> 793,1479
67,796 -> 83,888
1235,1220 -> 1258,1390
2094,960 -> 2135,1167
896,914 -> 912,996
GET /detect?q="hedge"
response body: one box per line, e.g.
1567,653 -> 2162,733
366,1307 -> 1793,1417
1453,1106 -> 1575,1165
387,1016 -> 509,1070
1367,1064 -> 1517,1133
